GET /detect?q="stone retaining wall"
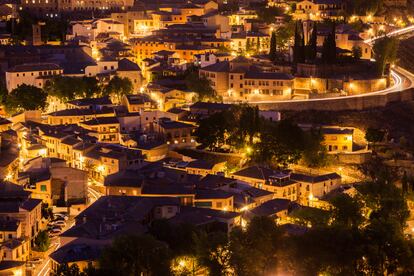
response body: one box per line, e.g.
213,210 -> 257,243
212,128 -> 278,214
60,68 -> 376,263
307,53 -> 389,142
255,88 -> 414,111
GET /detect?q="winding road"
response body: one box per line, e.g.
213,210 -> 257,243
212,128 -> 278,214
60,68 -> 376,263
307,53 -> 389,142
226,25 -> 414,106
242,66 -> 414,105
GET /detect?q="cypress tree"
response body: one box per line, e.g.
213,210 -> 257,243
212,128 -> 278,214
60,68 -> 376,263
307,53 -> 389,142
322,22 -> 336,63
293,22 -> 304,63
256,36 -> 260,53
322,36 -> 330,63
307,23 -> 317,61
246,38 -> 251,53
269,31 -> 277,62
300,22 -> 305,62
329,22 -> 337,62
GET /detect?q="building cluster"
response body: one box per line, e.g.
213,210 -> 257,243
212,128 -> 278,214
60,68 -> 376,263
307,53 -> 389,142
0,0 -> 394,105
0,181 -> 42,275
0,0 -> 397,273
0,94 -> 360,273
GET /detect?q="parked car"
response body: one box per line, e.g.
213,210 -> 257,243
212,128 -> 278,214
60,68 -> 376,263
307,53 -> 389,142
48,229 -> 61,237
54,213 -> 69,221
29,258 -> 43,264
48,221 -> 63,227
50,225 -> 63,231
51,220 -> 66,227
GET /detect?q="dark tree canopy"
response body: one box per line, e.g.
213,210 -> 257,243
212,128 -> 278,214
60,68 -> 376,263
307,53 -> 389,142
45,76 -> 100,101
52,263 -> 86,276
352,45 -> 362,60
301,129 -> 330,168
255,6 -> 284,24
72,165 -> 414,275
98,234 -> 171,276
365,127 -> 385,144
34,230 -> 50,252
229,216 -> 283,276
5,84 -> 48,114
293,21 -> 305,64
185,71 -> 217,101
253,120 -> 306,168
269,31 -> 277,62
373,36 -> 399,76
194,105 -> 261,151
306,23 -> 317,61
321,23 -> 337,63
102,76 -> 133,102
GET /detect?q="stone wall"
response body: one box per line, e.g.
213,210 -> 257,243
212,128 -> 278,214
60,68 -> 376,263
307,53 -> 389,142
255,88 -> 414,111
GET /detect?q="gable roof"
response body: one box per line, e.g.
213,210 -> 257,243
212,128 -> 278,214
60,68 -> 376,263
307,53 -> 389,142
249,198 -> 291,217
290,172 -> 341,183
7,63 -> 61,73
81,117 -> 119,126
67,96 -> 112,107
200,61 -> 230,72
118,58 -> 141,71
49,240 -> 105,264
232,166 -> 276,181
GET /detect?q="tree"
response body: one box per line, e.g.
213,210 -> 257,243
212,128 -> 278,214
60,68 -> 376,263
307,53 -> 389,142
290,206 -> 331,227
285,160 -> 414,275
256,36 -> 260,53
41,18 -> 69,44
253,120 -> 305,168
357,178 -> 412,275
288,226 -> 365,275
41,203 -> 53,220
365,127 -> 384,147
293,21 -> 305,64
102,76 -> 133,103
185,71 -> 216,101
306,23 -> 317,61
246,38 -> 251,54
98,234 -> 171,276
276,21 -> 295,50
193,231 -> 232,276
269,31 -> 277,62
373,36 -> 399,76
302,129 -> 329,168
150,220 -> 198,256
9,11 -> 35,44
0,81 -> 8,104
194,110 -> 235,150
359,156 -> 398,184
255,6 -> 284,24
34,230 -> 50,252
352,45 -> 362,60
329,194 -> 364,228
321,23 -> 336,63
229,216 -> 283,275
402,171 -> 409,194
5,84 -> 47,114
53,263 -> 86,276
45,76 -> 101,101
237,104 -> 260,146
170,256 -> 202,276
81,76 -> 100,99
300,23 -> 305,60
